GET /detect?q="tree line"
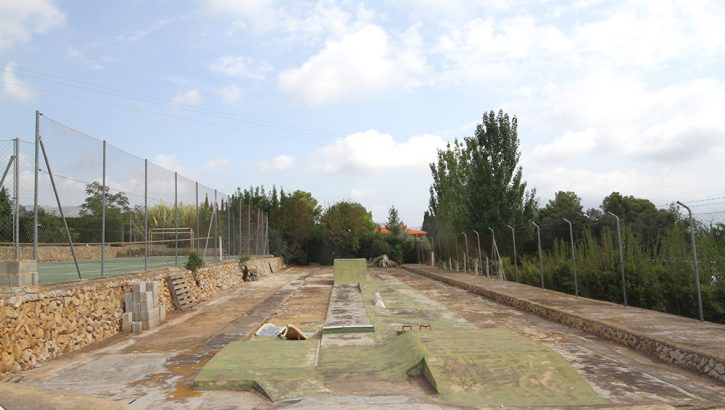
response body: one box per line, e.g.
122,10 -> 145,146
423,109 -> 725,323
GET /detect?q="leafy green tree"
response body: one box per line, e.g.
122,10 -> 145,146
464,110 -> 536,238
275,190 -> 321,264
536,191 -> 587,249
320,200 -> 376,257
385,205 -> 404,236
427,109 -> 536,259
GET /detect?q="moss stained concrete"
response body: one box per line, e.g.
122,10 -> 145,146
332,259 -> 367,285
194,267 -> 609,407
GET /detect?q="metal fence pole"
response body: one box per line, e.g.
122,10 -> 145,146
563,218 -> 578,296
607,211 -> 627,305
506,224 -> 518,282
13,138 -> 19,261
195,182 -> 199,252
214,189 -> 220,260
227,203 -> 231,257
460,232 -> 469,273
265,212 -> 269,255
247,201 -> 251,255
473,230 -> 482,275
489,228 -> 496,277
429,236 -> 435,266
38,136 -> 82,279
238,193 -> 242,256
677,201 -> 704,321
532,222 -> 544,288
101,140 -> 106,276
174,172 -> 178,266
144,159 -> 148,272
33,111 -> 40,260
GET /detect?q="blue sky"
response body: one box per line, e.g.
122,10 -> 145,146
1,0 -> 724,226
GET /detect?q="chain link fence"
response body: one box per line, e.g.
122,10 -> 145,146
428,201 -> 725,324
0,113 -> 269,285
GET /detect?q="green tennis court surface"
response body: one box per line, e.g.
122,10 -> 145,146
37,254 -> 238,285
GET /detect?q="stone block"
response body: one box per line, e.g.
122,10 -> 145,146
0,260 -> 38,287
122,312 -> 133,325
124,293 -> 133,311
146,281 -> 159,297
141,316 -> 159,330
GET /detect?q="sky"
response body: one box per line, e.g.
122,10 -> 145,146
1,0 -> 724,227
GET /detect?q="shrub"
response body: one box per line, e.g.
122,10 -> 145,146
185,252 -> 204,273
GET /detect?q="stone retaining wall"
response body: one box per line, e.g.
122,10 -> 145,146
0,256 -> 284,374
402,266 -> 725,384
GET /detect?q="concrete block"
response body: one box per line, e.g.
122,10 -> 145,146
133,282 -> 144,294
143,291 -> 155,307
146,281 -> 159,296
124,293 -> 133,311
122,312 -> 133,325
142,316 -> 160,330
0,260 -> 38,287
159,305 -> 166,322
122,321 -> 133,334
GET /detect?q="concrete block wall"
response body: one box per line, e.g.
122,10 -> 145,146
0,256 -> 284,374
122,281 -> 166,333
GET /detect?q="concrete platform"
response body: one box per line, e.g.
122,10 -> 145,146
402,264 -> 725,384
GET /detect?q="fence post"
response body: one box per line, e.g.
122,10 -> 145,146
174,172 -> 178,266
38,135 -> 82,279
33,111 -> 39,260
607,211 -> 627,305
563,218 -> 578,296
227,202 -> 231,257
101,140 -> 106,276
532,222 -> 544,288
195,182 -> 199,252
239,196 -> 242,256
247,201 -> 251,255
13,138 -> 19,261
677,201 -> 704,321
144,159 -> 148,272
507,224 -> 518,282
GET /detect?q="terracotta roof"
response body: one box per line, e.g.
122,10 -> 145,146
376,225 -> 427,236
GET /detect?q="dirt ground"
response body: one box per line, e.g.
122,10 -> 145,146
2,265 -> 724,409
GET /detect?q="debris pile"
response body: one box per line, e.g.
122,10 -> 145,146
122,281 -> 166,334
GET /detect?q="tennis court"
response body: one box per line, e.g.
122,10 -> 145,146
37,254 -> 238,285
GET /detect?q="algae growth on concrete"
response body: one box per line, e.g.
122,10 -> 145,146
332,258 -> 367,284
194,266 -> 609,407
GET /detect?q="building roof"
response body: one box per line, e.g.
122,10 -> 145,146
376,225 -> 427,236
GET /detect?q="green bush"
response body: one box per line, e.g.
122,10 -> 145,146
185,252 -> 204,273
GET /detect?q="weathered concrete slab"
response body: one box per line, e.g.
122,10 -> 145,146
323,284 -> 373,334
333,258 -> 367,285
403,264 -> 725,384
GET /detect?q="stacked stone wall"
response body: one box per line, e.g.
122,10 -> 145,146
402,265 -> 725,385
0,256 -> 284,374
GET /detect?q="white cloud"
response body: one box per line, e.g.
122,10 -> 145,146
115,18 -> 174,42
171,89 -> 201,106
210,56 -> 273,80
153,153 -> 185,173
206,0 -> 281,34
530,128 -> 598,162
202,158 -> 230,170
308,130 -> 447,174
279,24 -> 428,104
254,154 -> 295,172
0,0 -> 65,50
2,62 -> 35,101
218,84 -> 243,103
